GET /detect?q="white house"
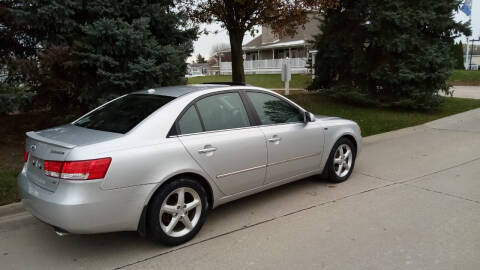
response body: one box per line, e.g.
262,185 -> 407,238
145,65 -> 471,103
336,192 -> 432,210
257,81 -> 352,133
219,13 -> 321,75
466,55 -> 480,70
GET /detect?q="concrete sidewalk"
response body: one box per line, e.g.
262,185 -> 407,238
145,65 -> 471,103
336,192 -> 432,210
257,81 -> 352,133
449,86 -> 480,99
1,109 -> 480,270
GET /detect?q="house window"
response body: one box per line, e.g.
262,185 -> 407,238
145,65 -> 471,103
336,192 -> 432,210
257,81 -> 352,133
291,48 -> 297,58
274,49 -> 290,59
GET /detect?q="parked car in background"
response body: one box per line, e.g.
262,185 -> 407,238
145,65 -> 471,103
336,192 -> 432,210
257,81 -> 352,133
19,83 -> 361,246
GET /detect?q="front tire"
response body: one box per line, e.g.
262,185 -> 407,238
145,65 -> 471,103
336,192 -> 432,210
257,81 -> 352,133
325,137 -> 356,183
147,177 -> 208,246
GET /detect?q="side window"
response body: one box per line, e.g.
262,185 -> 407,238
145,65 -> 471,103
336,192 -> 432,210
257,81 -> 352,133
178,106 -> 203,135
246,92 -> 303,125
196,92 -> 251,132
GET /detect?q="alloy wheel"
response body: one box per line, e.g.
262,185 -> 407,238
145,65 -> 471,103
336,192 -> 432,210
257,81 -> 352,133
159,187 -> 202,238
333,144 -> 353,178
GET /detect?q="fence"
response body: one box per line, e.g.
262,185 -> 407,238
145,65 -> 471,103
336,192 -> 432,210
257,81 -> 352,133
219,58 -> 309,74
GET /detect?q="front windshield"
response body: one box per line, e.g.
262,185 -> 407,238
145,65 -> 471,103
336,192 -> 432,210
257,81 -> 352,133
74,94 -> 175,134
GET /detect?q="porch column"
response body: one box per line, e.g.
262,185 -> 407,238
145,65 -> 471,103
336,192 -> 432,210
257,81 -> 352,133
309,50 -> 318,79
257,50 -> 260,74
272,49 -> 275,72
219,53 -> 222,75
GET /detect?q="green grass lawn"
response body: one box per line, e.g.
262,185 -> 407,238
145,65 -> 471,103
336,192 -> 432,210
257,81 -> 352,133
2,94 -> 480,206
188,74 -> 313,89
289,94 -> 480,136
190,71 -> 480,88
0,169 -> 20,206
448,70 -> 480,86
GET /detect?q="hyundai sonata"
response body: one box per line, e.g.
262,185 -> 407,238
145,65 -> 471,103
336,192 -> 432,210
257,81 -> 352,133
18,84 -> 361,246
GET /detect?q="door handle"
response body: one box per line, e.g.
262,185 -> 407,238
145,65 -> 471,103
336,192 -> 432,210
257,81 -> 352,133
198,147 -> 217,154
268,136 -> 282,143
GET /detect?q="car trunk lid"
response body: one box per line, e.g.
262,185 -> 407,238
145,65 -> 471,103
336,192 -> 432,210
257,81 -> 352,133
26,133 -> 75,192
25,124 -> 122,192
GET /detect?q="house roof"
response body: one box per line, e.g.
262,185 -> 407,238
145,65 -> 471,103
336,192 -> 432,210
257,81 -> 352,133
243,39 -> 306,51
217,37 -> 307,53
243,35 -> 262,49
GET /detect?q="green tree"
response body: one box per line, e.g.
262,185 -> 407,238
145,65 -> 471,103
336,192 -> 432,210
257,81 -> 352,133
452,41 -> 465,70
1,0 -> 197,109
196,54 -> 206,64
182,0 -> 339,83
310,0 -> 470,110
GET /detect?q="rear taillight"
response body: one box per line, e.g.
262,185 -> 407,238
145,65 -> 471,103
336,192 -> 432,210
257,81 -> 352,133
44,160 -> 63,178
62,158 -> 111,180
43,158 -> 112,180
24,150 -> 29,162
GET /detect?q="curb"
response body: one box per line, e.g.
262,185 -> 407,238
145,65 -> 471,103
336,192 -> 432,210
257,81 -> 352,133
0,201 -> 25,218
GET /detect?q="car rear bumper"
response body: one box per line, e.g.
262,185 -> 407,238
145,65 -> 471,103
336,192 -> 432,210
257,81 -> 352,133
18,167 -> 153,234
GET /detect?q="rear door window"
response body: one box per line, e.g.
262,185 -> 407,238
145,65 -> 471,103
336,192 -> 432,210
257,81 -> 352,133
178,106 -> 203,135
195,92 -> 251,132
75,94 -> 174,134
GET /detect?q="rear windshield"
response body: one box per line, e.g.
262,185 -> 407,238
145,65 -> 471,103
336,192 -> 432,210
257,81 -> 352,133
74,94 -> 175,134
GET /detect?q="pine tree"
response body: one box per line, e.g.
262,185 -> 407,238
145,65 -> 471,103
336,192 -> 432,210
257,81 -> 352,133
196,54 -> 207,64
452,42 -> 465,70
2,0 -> 197,108
310,0 -> 470,110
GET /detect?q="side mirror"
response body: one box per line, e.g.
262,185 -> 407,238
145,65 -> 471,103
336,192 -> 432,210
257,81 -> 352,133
304,111 -> 316,123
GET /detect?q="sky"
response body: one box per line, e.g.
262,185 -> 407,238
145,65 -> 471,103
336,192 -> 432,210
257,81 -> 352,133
189,2 -> 480,62
456,0 -> 480,39
188,23 -> 257,63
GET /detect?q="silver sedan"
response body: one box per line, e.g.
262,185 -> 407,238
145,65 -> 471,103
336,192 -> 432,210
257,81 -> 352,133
18,84 -> 362,246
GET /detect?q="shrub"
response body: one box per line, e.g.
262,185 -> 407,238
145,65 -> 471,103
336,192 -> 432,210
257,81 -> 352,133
0,86 -> 35,115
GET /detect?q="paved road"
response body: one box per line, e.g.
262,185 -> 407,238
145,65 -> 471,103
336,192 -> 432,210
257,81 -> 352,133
1,109 -> 480,270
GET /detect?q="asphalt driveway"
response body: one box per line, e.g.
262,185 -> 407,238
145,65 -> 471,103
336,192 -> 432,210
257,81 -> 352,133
1,109 -> 479,270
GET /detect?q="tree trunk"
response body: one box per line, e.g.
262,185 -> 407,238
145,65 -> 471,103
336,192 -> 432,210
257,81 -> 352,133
228,29 -> 245,83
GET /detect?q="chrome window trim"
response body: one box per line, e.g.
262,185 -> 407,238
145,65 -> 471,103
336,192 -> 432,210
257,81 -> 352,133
169,88 -> 309,138
170,122 -> 305,138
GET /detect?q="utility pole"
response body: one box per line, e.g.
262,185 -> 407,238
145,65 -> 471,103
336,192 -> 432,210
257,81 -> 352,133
281,58 -> 291,95
466,37 -> 470,70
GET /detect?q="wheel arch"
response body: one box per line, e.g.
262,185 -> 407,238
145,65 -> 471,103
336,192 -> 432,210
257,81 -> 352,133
320,122 -> 361,173
137,171 -> 215,236
339,134 -> 358,155
318,131 -> 359,179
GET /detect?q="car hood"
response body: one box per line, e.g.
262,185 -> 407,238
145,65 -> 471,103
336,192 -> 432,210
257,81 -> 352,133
315,115 -> 343,121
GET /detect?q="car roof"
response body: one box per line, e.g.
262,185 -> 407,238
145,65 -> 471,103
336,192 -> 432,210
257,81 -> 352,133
133,84 -> 239,98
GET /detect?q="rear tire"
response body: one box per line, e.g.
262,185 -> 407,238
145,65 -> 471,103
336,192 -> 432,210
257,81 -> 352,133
324,137 -> 356,183
147,177 -> 208,246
